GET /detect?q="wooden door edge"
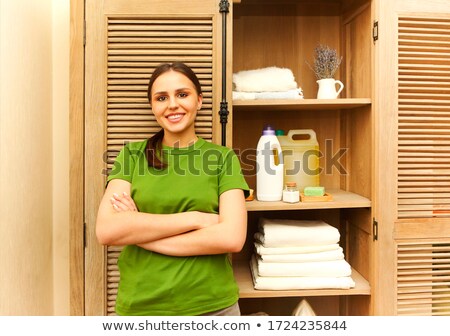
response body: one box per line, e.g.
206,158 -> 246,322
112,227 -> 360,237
69,0 -> 85,316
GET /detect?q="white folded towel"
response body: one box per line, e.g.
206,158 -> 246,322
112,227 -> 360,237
232,89 -> 303,100
233,67 -> 298,92
250,256 -> 355,290
255,242 -> 341,255
256,256 -> 352,277
256,218 -> 340,247
258,247 -> 344,263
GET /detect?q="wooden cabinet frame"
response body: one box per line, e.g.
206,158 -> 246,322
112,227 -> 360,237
69,0 -> 85,316
70,0 -> 450,316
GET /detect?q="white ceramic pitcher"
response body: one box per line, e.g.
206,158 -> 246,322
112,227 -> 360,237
316,78 -> 344,99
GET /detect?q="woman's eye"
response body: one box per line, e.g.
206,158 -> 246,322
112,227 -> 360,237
178,92 -> 188,98
156,96 -> 167,102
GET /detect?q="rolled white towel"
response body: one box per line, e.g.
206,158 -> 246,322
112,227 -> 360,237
256,218 -> 340,247
233,66 -> 298,92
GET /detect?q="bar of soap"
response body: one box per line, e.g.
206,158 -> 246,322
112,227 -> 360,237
303,186 -> 325,197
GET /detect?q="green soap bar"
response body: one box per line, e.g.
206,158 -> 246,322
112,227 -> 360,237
304,186 -> 325,196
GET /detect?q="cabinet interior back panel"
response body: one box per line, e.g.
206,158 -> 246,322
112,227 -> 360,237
397,16 -> 450,219
233,3 -> 341,99
233,110 -> 342,190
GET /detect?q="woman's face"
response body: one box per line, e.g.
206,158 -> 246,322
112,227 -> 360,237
150,70 -> 202,144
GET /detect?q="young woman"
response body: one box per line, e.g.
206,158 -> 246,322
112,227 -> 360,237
96,62 -> 249,316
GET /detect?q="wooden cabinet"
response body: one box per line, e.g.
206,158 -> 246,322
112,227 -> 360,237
78,0 -> 450,316
230,0 -> 450,316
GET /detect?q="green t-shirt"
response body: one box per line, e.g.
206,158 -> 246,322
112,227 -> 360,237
107,137 -> 249,316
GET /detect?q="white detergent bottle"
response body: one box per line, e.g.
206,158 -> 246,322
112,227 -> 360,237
256,125 -> 284,201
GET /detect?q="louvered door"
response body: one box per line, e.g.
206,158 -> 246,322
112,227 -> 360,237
85,0 -> 229,315
375,0 -> 450,315
397,16 -> 450,219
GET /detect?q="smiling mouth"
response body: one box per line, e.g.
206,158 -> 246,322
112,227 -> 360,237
166,113 -> 185,122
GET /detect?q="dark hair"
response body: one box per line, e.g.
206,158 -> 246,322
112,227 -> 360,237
145,62 -> 202,169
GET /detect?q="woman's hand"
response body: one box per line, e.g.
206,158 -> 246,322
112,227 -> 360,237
110,192 -> 138,212
194,212 -> 219,229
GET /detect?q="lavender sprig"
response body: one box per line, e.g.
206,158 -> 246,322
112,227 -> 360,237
307,44 -> 343,80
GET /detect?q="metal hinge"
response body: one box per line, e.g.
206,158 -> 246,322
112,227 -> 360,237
219,0 -> 230,13
83,20 -> 86,47
373,21 -> 379,42
373,218 -> 378,241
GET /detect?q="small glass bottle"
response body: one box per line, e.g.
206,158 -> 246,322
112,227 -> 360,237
282,181 -> 300,203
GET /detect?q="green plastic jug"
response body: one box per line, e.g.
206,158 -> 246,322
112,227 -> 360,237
277,129 -> 320,192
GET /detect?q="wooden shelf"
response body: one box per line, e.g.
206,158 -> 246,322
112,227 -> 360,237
234,259 -> 371,298
246,189 -> 371,211
232,98 -> 372,111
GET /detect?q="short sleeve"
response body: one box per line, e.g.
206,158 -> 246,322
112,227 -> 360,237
218,149 -> 250,198
107,144 -> 136,184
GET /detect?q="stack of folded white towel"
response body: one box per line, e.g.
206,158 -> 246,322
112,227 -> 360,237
232,66 -> 304,100
251,218 -> 355,290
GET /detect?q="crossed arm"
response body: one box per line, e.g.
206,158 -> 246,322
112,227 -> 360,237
95,179 -> 247,256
